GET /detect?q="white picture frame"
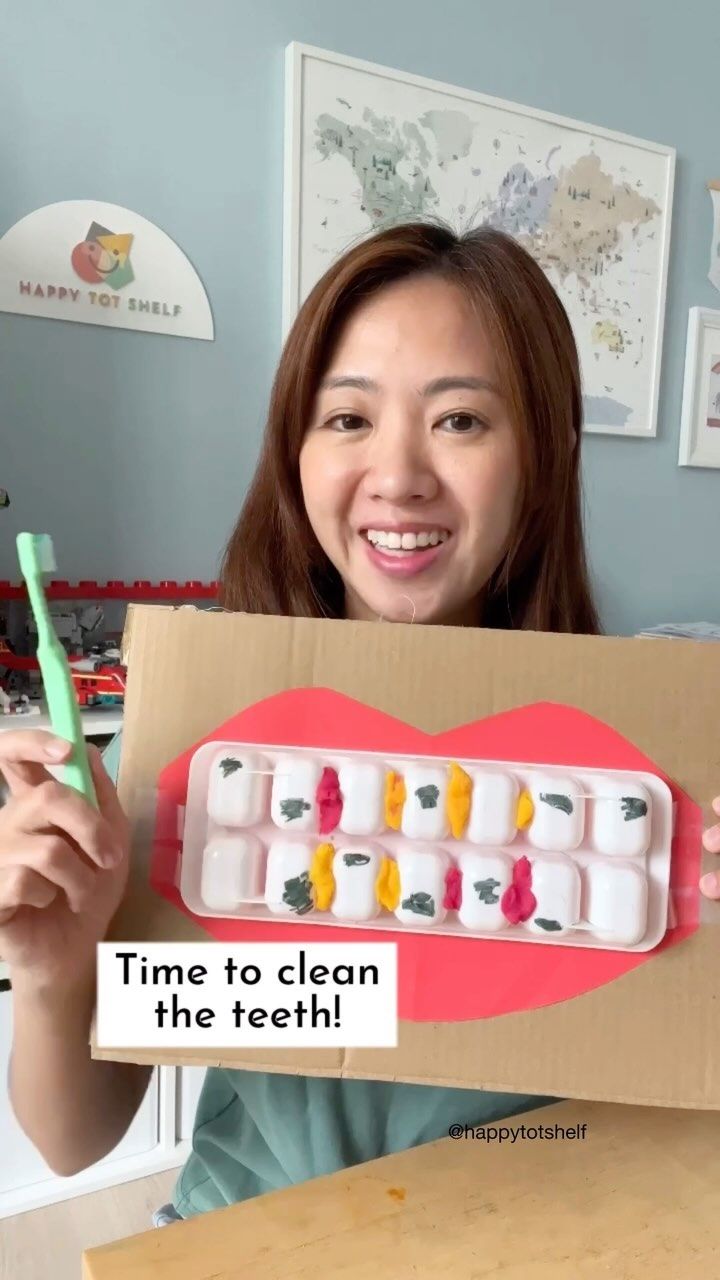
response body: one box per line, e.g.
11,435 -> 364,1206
678,308 -> 720,469
283,42 -> 675,439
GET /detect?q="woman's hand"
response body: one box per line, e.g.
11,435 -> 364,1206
0,730 -> 129,988
700,797 -> 720,898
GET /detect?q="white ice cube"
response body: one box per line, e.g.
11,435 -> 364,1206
394,847 -> 450,926
591,777 -> 651,858
265,839 -> 315,915
457,850 -> 513,932
586,861 -> 648,946
524,855 -> 581,937
200,833 -> 265,911
466,770 -> 519,846
527,774 -> 584,852
270,755 -> 321,833
331,844 -> 383,921
337,761 -> 385,836
206,749 -> 269,827
400,764 -> 448,841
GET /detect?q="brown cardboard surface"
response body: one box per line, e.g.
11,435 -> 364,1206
81,1100 -> 720,1280
96,605 -> 720,1109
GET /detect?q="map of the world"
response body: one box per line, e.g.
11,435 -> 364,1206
287,48 -> 674,437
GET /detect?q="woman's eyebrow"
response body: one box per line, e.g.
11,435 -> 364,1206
320,375 -> 379,392
421,376 -> 500,397
319,374 -> 501,395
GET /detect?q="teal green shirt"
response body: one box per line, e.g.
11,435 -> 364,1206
102,733 -> 550,1217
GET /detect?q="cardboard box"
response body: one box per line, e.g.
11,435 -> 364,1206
96,606 -> 720,1109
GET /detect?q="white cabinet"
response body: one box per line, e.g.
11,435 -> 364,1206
0,987 -> 192,1218
0,708 -> 202,1217
0,991 -> 155,1199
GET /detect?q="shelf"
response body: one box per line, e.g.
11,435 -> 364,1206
0,703 -> 123,737
0,580 -> 219,602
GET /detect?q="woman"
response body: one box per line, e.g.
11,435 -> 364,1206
2,222 -> 719,1219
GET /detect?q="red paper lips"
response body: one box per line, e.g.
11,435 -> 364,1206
150,690 -> 700,1022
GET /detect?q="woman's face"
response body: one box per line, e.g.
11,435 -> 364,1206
299,276 -> 522,625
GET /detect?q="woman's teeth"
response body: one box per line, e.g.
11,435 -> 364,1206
365,529 -> 448,552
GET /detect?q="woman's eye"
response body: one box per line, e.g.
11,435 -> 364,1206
439,413 -> 484,434
328,414 -> 367,432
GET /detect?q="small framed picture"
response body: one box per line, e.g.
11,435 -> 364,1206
678,307 -> 720,469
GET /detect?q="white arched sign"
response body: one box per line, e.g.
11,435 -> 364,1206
0,200 -> 213,340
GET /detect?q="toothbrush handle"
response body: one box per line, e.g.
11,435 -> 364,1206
41,645 -> 98,807
61,752 -> 98,806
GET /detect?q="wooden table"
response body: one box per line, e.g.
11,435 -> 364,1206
83,1099 -> 720,1279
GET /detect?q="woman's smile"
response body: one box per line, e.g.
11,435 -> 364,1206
360,524 -> 451,578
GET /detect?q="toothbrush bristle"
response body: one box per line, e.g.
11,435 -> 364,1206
34,534 -> 57,573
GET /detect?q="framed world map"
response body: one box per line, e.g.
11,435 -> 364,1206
283,43 -> 675,438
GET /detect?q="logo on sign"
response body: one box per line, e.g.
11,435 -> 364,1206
71,222 -> 135,290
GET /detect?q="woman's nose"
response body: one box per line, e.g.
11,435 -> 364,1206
363,421 -> 438,504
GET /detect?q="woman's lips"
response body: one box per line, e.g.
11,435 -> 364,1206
362,535 -> 447,578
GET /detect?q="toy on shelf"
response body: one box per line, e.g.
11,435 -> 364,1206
68,657 -> 126,707
0,639 -> 126,709
178,741 -> 672,953
0,638 -> 39,707
0,639 -> 38,674
26,602 -> 104,653
0,577 -> 216,712
0,687 -> 39,717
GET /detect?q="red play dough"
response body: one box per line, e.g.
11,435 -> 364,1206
500,855 -> 537,924
150,689 -> 701,1023
443,866 -> 462,911
316,766 -> 343,835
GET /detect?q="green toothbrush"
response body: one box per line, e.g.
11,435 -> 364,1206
16,533 -> 97,806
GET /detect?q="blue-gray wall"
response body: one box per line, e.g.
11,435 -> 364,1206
1,1 -> 718,634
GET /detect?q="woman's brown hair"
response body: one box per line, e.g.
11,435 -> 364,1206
221,222 -> 600,635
